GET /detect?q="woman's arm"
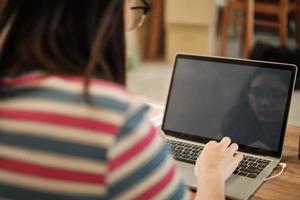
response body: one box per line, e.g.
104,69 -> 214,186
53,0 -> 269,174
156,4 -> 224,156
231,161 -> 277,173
194,137 -> 243,200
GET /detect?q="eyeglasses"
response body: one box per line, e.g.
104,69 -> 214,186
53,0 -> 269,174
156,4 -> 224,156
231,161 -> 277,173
249,88 -> 287,100
128,0 -> 151,31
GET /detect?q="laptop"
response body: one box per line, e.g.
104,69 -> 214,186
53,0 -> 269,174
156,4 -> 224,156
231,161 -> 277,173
162,54 -> 297,200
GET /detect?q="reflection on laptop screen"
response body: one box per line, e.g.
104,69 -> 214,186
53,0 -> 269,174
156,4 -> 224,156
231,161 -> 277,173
163,57 -> 293,152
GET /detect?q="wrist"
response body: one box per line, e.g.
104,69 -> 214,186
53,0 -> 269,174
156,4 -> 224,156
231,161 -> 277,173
196,169 -> 224,182
195,173 -> 225,200
197,172 -> 224,185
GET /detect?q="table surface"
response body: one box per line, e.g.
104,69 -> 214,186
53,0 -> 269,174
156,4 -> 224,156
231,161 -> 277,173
249,125 -> 300,200
149,106 -> 300,199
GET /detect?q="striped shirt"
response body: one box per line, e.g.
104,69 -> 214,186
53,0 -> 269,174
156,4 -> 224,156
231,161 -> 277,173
0,72 -> 191,200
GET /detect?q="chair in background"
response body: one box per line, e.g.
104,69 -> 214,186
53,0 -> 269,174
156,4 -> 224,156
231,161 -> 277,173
219,0 -> 300,57
144,0 -> 164,60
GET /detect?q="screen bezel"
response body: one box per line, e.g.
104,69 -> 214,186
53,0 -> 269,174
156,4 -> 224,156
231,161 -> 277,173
162,54 -> 297,158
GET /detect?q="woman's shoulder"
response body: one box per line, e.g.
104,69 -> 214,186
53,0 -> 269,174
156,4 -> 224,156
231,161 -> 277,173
46,74 -> 151,138
1,72 -> 149,138
1,71 -> 147,116
50,73 -> 144,109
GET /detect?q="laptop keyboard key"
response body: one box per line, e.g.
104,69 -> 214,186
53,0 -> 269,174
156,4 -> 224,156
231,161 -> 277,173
247,174 -> 257,179
247,166 -> 258,171
238,172 -> 247,176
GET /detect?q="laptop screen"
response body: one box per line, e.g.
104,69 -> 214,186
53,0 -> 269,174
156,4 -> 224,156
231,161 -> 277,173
162,54 -> 296,157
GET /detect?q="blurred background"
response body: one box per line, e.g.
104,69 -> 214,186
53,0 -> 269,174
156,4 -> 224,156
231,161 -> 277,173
0,0 -> 298,125
126,0 -> 300,126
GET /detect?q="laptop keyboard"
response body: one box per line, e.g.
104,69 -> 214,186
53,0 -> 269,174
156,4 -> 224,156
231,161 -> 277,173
167,139 -> 203,164
233,155 -> 271,179
167,139 -> 271,179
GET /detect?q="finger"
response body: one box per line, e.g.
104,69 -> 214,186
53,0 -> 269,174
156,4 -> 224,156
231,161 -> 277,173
227,143 -> 239,156
204,140 -> 217,149
219,137 -> 231,151
228,154 -> 243,174
232,153 -> 243,167
207,140 -> 218,146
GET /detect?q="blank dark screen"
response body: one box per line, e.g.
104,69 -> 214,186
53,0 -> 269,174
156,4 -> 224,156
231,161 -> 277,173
163,58 -> 292,152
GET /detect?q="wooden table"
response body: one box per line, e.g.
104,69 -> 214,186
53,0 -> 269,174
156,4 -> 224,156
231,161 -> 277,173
249,125 -> 300,200
150,105 -> 300,199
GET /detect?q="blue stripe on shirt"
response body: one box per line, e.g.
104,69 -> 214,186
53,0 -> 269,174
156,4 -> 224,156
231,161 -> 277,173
0,87 -> 129,112
0,183 -> 104,200
167,180 -> 186,200
108,143 -> 169,196
0,130 -> 107,161
117,105 -> 149,140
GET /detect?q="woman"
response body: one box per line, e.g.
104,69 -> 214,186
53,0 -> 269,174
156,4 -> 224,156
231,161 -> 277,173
222,69 -> 290,151
0,0 -> 242,199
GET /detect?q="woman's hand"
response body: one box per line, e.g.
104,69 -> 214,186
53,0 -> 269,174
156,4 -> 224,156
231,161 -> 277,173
195,137 -> 243,181
194,137 -> 243,200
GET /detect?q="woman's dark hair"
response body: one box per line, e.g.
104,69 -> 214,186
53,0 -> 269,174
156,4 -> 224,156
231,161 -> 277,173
222,71 -> 262,144
0,0 -> 126,93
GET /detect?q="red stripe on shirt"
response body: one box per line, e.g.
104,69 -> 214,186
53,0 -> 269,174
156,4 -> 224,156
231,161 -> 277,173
57,75 -> 127,92
0,157 -> 105,184
109,126 -> 156,170
0,73 -> 46,86
134,164 -> 176,200
0,72 -> 127,93
0,108 -> 118,134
